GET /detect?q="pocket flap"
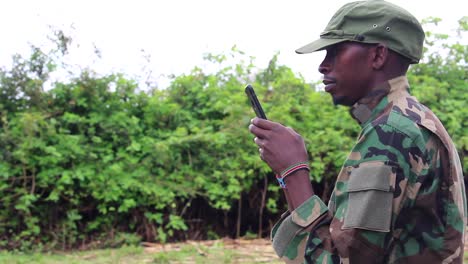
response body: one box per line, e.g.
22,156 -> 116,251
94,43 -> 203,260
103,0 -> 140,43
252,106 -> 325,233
348,164 -> 394,192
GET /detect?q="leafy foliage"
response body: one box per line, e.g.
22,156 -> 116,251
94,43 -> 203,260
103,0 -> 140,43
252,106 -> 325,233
0,19 -> 466,250
408,16 -> 468,171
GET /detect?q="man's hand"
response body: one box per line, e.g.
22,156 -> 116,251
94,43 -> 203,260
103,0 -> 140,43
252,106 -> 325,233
248,117 -> 309,174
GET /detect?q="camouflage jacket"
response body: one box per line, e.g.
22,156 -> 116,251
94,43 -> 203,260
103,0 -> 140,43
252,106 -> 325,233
271,76 -> 467,263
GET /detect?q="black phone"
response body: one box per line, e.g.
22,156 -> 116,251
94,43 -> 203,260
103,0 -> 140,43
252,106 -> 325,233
245,84 -> 267,119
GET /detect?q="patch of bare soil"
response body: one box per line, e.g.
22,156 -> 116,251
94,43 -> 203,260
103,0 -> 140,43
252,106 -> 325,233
142,238 -> 281,263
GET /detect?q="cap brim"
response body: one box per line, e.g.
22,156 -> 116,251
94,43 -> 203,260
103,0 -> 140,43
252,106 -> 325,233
295,38 -> 348,54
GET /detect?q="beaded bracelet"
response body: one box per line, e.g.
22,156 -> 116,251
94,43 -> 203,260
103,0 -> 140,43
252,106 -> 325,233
276,162 -> 310,188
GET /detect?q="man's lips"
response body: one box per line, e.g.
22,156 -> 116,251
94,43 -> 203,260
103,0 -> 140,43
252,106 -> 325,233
322,78 -> 336,92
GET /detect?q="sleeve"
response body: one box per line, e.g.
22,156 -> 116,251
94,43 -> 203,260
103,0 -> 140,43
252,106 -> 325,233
270,195 -> 339,263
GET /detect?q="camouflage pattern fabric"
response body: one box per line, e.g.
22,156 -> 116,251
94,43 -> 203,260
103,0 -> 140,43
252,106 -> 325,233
271,76 -> 467,263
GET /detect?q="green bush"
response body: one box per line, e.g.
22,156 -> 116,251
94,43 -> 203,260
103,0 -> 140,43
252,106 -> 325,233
0,18 -> 466,250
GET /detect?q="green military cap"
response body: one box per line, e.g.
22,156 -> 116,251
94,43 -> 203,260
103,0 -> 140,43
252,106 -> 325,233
296,0 -> 425,63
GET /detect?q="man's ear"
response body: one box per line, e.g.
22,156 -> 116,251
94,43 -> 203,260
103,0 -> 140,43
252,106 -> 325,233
372,44 -> 388,70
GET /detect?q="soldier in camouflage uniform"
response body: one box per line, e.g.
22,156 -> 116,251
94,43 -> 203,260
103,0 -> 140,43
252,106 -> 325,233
248,0 -> 466,263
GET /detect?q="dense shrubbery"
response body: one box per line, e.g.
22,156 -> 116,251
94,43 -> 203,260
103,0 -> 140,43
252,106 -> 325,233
0,18 -> 466,250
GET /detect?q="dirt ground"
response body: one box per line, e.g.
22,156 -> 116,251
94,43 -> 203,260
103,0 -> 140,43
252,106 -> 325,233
143,238 -> 280,263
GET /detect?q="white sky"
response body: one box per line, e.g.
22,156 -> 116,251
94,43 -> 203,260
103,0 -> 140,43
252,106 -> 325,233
0,0 -> 466,89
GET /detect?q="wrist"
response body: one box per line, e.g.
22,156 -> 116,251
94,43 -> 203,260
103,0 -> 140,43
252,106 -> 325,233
276,161 -> 309,188
283,170 -> 314,209
279,161 -> 310,177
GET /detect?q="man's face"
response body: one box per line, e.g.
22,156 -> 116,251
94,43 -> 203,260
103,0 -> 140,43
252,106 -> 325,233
318,42 -> 374,106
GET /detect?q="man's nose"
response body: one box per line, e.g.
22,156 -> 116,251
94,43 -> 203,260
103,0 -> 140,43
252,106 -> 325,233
318,59 -> 331,74
318,51 -> 333,74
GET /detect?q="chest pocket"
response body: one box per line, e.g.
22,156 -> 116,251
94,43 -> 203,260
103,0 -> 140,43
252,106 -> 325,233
342,164 -> 395,232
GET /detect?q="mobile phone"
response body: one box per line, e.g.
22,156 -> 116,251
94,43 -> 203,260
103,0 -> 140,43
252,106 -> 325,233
245,84 -> 267,119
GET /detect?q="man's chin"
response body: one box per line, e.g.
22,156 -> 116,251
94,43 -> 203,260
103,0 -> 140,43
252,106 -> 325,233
332,95 -> 354,106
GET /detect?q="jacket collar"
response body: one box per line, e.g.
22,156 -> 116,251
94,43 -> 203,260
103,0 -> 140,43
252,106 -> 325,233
350,76 -> 410,126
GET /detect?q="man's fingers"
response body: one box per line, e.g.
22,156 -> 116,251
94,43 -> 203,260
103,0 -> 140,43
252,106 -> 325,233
254,137 -> 266,148
251,117 -> 276,130
249,123 -> 269,139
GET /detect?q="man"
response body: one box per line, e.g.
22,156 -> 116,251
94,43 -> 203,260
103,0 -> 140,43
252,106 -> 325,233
248,0 -> 466,263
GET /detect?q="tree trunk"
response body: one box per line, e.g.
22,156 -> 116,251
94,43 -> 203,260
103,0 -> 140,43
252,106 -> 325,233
258,174 -> 268,238
236,192 -> 242,238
